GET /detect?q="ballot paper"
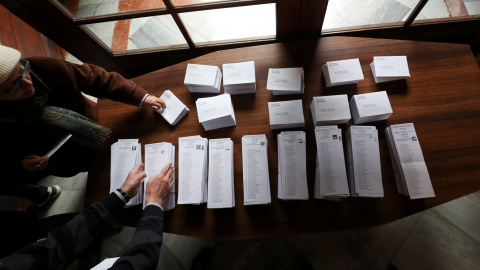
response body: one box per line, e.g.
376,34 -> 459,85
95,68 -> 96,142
184,63 -> 222,93
207,138 -> 235,208
242,134 -> 271,205
41,134 -> 73,163
144,142 -> 176,211
323,58 -> 364,87
222,61 -> 256,94
314,126 -> 349,200
158,90 -> 189,125
91,257 -> 120,270
178,136 -> 208,205
266,67 -> 304,95
110,139 -> 144,207
311,95 -> 351,126
371,56 -> 410,83
350,91 -> 393,124
278,131 -> 309,200
268,99 -> 305,129
346,126 -> 384,198
385,123 -> 435,199
196,94 -> 236,131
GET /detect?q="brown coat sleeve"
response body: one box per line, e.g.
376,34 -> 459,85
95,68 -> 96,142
26,57 -> 148,107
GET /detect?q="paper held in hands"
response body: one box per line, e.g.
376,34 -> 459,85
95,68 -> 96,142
157,90 -> 189,125
371,56 -> 410,83
41,134 -> 72,163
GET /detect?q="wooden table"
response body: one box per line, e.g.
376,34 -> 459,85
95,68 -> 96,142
87,36 -> 480,240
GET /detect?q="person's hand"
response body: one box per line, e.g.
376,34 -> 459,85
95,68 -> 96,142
146,162 -> 174,207
121,162 -> 146,198
143,95 -> 166,112
21,154 -> 49,172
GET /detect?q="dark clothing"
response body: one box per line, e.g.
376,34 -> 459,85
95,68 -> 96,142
0,57 -> 148,187
0,193 -> 164,270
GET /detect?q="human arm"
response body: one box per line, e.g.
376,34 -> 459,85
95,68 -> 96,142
110,162 -> 174,270
0,164 -> 145,270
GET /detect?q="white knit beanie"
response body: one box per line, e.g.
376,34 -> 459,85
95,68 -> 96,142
0,45 -> 21,85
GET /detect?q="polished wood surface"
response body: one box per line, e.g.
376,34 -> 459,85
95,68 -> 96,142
87,36 -> 480,240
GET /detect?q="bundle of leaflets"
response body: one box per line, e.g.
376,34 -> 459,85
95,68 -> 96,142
177,136 -> 208,205
207,138 -> 235,208
385,123 -> 435,199
144,142 -> 176,211
323,58 -> 364,87
158,90 -> 189,125
268,99 -> 305,129
314,126 -> 349,200
311,95 -> 351,126
277,131 -> 309,200
196,94 -> 236,131
370,56 -> 410,83
346,126 -> 384,198
266,67 -> 304,95
350,91 -> 393,124
110,139 -> 143,207
242,134 -> 271,205
184,63 -> 222,93
222,61 -> 256,94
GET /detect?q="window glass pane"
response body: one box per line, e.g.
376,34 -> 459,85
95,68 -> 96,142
415,0 -> 470,20
322,0 -> 420,30
59,0 -> 166,18
172,0 -> 241,6
465,0 -> 480,15
179,3 -> 275,43
85,15 -> 187,51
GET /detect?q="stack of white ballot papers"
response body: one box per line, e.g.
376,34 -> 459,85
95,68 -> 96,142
314,126 -> 350,200
158,90 -> 189,125
268,99 -> 305,129
323,58 -> 364,87
207,138 -> 235,208
242,135 -> 271,205
266,67 -> 304,95
371,56 -> 410,83
350,91 -> 393,124
144,142 -> 176,211
110,139 -> 143,207
346,126 -> 384,198
385,123 -> 435,199
177,136 -> 208,205
196,94 -> 236,131
311,95 -> 351,126
184,63 -> 222,93
277,131 -> 309,200
222,61 -> 256,94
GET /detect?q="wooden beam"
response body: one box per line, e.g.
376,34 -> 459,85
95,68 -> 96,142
404,0 -> 429,27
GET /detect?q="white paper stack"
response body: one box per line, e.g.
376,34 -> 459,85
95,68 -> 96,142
207,138 -> 235,208
242,134 -> 271,205
314,126 -> 350,200
158,90 -> 189,125
268,99 -> 305,129
178,136 -> 208,205
196,94 -> 236,131
222,61 -> 256,94
371,56 -> 410,83
184,63 -> 222,93
346,126 -> 384,198
311,95 -> 351,126
277,131 -> 309,200
110,139 -> 143,207
350,91 -> 393,124
144,142 -> 175,211
323,58 -> 364,87
385,123 -> 435,199
266,67 -> 304,95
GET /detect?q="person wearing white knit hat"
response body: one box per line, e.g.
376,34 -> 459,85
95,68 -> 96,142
0,44 -> 166,205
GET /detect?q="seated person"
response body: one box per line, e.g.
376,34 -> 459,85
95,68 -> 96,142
0,45 -> 166,204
